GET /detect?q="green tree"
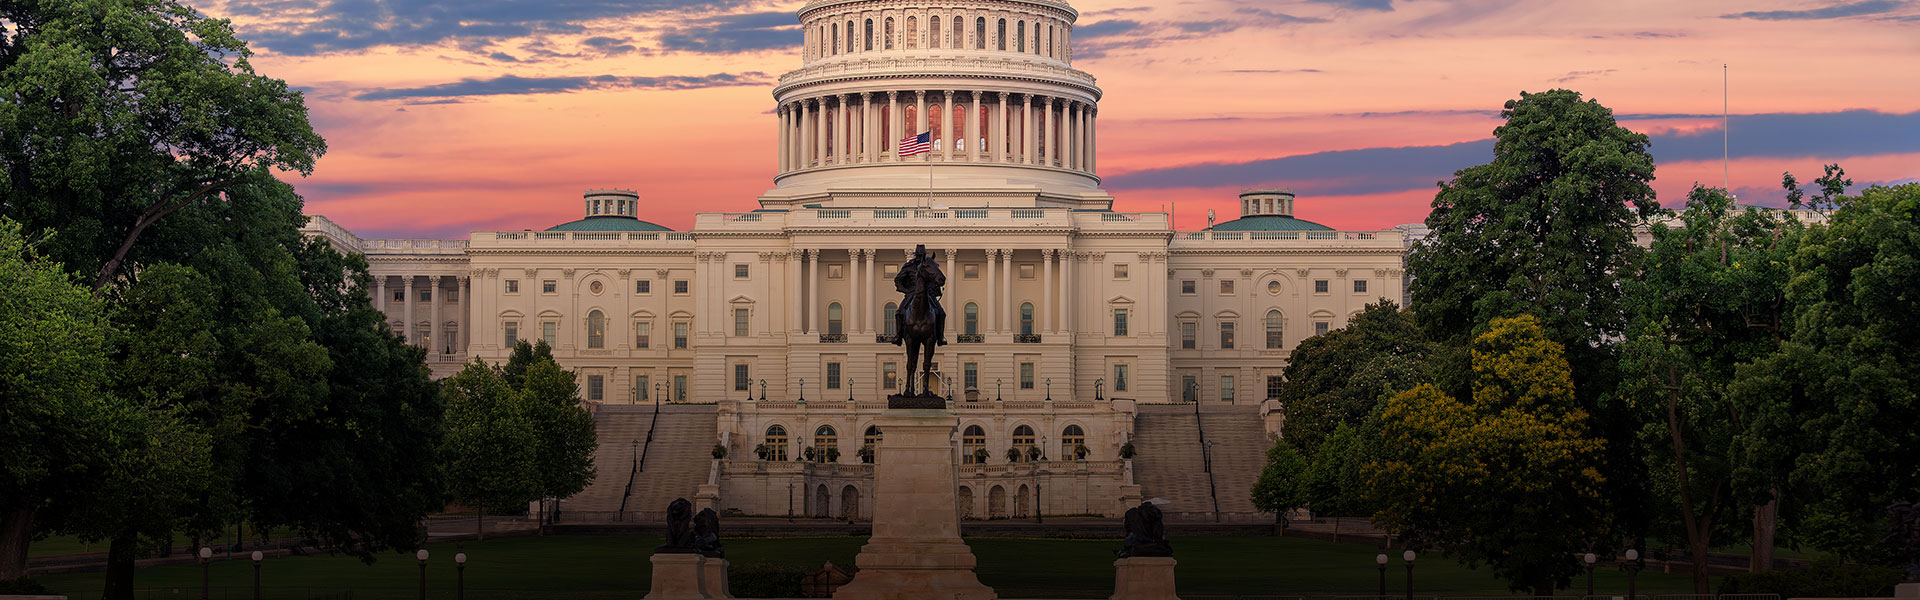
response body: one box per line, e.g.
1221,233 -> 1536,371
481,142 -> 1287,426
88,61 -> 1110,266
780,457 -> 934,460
1366,316 -> 1608,595
1302,424 -> 1370,518
1250,440 -> 1309,528
1731,182 -> 1920,565
0,0 -> 326,289
517,359 -> 598,523
1277,300 -> 1430,453
502,339 -> 556,387
441,360 -> 540,540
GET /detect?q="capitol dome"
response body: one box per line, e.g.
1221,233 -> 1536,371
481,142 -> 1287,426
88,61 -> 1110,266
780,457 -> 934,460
545,189 -> 673,231
1209,189 -> 1333,231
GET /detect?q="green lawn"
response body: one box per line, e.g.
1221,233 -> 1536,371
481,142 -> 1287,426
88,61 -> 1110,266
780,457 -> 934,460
28,535 -> 98,557
34,535 -> 1697,599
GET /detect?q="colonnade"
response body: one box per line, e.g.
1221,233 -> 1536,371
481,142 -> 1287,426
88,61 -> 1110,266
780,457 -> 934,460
777,91 -> 1096,175
788,247 -> 1075,338
371,274 -> 470,358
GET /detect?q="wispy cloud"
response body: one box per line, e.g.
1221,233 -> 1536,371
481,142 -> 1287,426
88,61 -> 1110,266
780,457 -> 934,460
352,72 -> 769,101
221,0 -> 748,55
1075,8 -> 1326,59
1307,0 -> 1394,10
655,11 -> 801,54
1721,0 -> 1905,20
1553,69 -> 1616,83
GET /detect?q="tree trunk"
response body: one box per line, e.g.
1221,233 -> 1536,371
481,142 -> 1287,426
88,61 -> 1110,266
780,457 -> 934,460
102,534 -> 140,600
1665,372 -> 1714,595
0,506 -> 35,582
475,509 -> 484,541
1752,496 -> 1778,572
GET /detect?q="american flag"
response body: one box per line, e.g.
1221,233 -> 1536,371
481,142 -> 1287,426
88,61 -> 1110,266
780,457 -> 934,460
897,132 -> 931,157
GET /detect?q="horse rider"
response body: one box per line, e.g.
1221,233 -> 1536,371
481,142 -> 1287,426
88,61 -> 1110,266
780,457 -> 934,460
893,244 -> 948,346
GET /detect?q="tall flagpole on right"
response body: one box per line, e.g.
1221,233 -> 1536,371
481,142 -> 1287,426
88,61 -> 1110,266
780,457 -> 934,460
1723,63 -> 1730,195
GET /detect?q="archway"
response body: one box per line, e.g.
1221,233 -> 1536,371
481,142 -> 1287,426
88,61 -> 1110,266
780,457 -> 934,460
1016,484 -> 1031,518
988,485 -> 1007,519
840,485 -> 861,521
958,486 -> 975,520
814,484 -> 830,518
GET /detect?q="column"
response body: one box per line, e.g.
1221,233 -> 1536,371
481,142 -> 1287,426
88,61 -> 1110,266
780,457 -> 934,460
984,250 -> 998,334
864,249 -> 878,335
887,91 -> 901,160
997,92 -> 1009,163
800,100 -> 814,167
1024,95 -> 1036,165
914,91 -> 928,161
1080,103 -> 1091,172
778,105 -> 789,172
430,276 -> 443,356
460,275 -> 471,353
999,249 -> 1012,333
402,275 -> 415,345
1043,98 -> 1055,167
1089,106 -> 1097,174
943,249 -> 958,315
833,95 -> 846,164
940,90 -> 954,161
372,276 -> 385,314
1062,252 -> 1074,335
968,90 -> 982,163
807,250 -> 821,335
1042,249 -> 1054,334
1064,102 -> 1077,171
849,249 -> 862,336
815,98 -> 828,167
788,250 -> 803,333
863,94 -> 876,163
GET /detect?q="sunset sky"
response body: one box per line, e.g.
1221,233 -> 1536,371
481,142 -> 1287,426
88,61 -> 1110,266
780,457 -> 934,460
194,0 -> 1920,239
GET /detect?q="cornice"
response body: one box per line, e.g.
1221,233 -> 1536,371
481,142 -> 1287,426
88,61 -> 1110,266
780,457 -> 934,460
776,71 -> 1100,101
464,249 -> 697,257
1167,248 -> 1405,256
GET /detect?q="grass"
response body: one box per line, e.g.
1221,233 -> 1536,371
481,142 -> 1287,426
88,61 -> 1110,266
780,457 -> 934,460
29,534 -> 98,557
33,535 -> 1698,599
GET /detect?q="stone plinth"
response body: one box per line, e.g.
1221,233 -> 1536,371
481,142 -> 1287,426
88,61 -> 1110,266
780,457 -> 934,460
1896,582 -> 1919,598
1111,557 -> 1179,600
645,553 -> 711,600
833,406 -> 996,600
701,557 -> 734,599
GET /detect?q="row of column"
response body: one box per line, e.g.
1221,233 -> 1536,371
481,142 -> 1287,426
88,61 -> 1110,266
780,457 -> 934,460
371,274 -> 471,356
777,91 -> 1095,175
790,248 -> 1074,337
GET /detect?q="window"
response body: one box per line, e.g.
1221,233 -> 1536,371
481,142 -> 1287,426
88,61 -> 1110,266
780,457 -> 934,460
635,321 -> 651,348
1020,303 -> 1034,335
964,303 -> 979,335
1315,321 -> 1330,336
1011,425 -> 1035,461
1061,425 -> 1085,460
884,264 -> 899,279
1267,375 -> 1284,400
930,16 -> 941,49
588,375 -> 604,401
1182,375 -> 1198,402
1221,376 -> 1236,402
827,362 -> 842,389
637,280 -> 651,294
1114,364 -> 1129,392
504,321 -> 519,347
765,426 -> 789,461
975,17 -> 986,49
418,288 -> 432,302
447,287 -> 459,302
883,302 -> 898,336
1266,310 -> 1284,349
393,288 -> 405,303
831,23 -> 839,55
735,364 -> 751,391
962,425 -> 986,463
964,362 -> 979,390
1019,362 -> 1035,389
1221,280 -> 1235,295
734,308 -> 750,337
963,264 -> 979,279
862,426 -> 882,463
735,264 -> 750,279
543,280 -> 557,294
1181,280 -> 1196,294
864,18 -> 873,51
541,321 -> 557,346
1220,320 -> 1236,349
674,280 -> 690,294
582,309 -> 604,348
906,16 -> 916,49
1267,281 -> 1281,295
996,18 -> 1006,50
1016,19 -> 1026,52
1314,280 -> 1329,293
1113,308 -> 1128,336
1355,280 -> 1368,293
1181,320 -> 1197,349
883,363 -> 898,389
674,320 -> 689,349
816,425 -> 838,462
674,374 -> 687,401
828,302 -> 844,335
846,20 -> 854,52
1018,264 -> 1035,279
588,281 -> 602,295
828,264 -> 844,279
505,280 -> 519,294
1114,264 -> 1128,279
636,375 -> 649,401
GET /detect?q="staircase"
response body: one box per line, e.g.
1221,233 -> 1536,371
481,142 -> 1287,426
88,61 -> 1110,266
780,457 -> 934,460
1131,404 -> 1271,522
561,403 -> 717,522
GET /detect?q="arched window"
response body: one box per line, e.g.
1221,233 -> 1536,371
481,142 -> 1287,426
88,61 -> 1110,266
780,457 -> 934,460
862,426 -> 883,463
1047,25 -> 1053,57
1061,425 -> 1086,460
883,301 -> 898,336
930,16 -> 941,49
847,20 -> 855,53
951,103 -> 967,151
978,104 -> 988,152
964,302 -> 979,335
996,19 -> 1006,50
864,19 -> 873,51
962,425 -> 986,464
907,16 -> 917,49
885,18 -> 894,49
586,309 -> 605,348
764,425 -> 789,461
975,17 -> 986,49
1011,425 -> 1036,462
1266,309 -> 1285,349
828,302 -> 843,335
1016,20 -> 1025,52
832,23 -> 839,55
1020,302 -> 1034,335
824,108 -> 834,155
815,425 -> 838,462
1033,22 -> 1041,54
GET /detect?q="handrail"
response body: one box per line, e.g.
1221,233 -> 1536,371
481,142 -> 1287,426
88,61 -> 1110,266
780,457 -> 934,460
616,400 -> 663,521
1195,401 -> 1222,522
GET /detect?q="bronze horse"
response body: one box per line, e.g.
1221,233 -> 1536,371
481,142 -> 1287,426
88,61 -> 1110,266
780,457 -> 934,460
893,245 -> 947,397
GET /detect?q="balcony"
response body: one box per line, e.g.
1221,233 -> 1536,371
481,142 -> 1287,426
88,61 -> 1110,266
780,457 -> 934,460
1014,333 -> 1043,343
819,333 -> 847,343
956,333 -> 985,344
875,333 -> 899,344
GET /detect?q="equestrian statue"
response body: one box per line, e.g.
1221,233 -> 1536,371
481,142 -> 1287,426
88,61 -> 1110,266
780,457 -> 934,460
891,244 -> 947,404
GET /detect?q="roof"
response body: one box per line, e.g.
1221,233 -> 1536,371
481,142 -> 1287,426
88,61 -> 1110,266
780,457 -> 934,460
545,215 -> 673,232
1209,214 -> 1333,232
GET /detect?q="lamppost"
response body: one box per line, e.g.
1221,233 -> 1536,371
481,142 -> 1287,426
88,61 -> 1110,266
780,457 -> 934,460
654,382 -> 665,407
630,386 -> 637,406
1624,548 -> 1643,600
798,378 -> 806,403
759,379 -> 768,402
847,378 -> 856,402
942,373 -> 955,404
455,552 -> 468,600
787,481 -> 796,522
1094,378 -> 1104,401
1187,380 -> 1199,404
1376,553 -> 1389,597
1583,552 -> 1597,597
995,378 -> 1003,402
1036,434 -> 1047,524
1044,377 -> 1052,402
416,549 -> 430,600
251,550 -> 264,600
198,546 -> 212,600
1402,550 -> 1416,600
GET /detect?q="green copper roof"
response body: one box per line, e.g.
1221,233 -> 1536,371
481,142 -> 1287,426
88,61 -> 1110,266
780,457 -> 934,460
545,215 -> 672,232
1209,214 -> 1334,231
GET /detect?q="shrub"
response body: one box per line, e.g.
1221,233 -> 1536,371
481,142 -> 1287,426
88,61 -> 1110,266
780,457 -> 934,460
712,444 -> 728,459
0,578 -> 50,595
1119,443 -> 1136,459
1719,561 -> 1903,598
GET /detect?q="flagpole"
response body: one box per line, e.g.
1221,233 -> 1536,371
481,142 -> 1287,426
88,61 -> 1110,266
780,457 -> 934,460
928,131 -> 934,208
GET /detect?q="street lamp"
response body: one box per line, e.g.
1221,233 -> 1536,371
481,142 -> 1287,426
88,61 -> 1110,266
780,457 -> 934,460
1624,548 -> 1643,600
847,378 -> 856,402
416,549 -> 430,600
251,551 -> 264,600
1094,378 -> 1105,401
1583,552 -> 1597,597
455,552 -> 468,600
1376,553 -> 1389,597
654,382 -> 665,407
198,546 -> 212,600
1402,550 -> 1416,600
996,378 -> 1003,402
787,481 -> 796,522
759,379 -> 768,402
798,378 -> 806,403
1044,377 -> 1052,402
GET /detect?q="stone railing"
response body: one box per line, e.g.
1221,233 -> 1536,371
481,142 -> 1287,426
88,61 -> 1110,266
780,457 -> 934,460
775,52 -> 1096,91
956,333 -> 985,343
819,333 -> 848,343
472,231 -> 695,246
1170,230 -> 1399,244
1014,333 -> 1043,343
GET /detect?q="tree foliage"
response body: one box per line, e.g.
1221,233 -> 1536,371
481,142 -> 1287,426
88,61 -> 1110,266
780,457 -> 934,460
1366,316 -> 1608,595
440,360 -> 541,516
1302,424 -> 1370,518
518,359 -> 598,504
1277,300 -> 1429,454
1250,440 -> 1309,521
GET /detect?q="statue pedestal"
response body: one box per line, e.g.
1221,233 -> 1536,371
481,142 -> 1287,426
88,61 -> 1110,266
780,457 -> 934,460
1110,557 -> 1179,600
700,557 -> 733,599
1894,582 -> 1918,598
833,406 -> 996,600
644,553 -> 712,600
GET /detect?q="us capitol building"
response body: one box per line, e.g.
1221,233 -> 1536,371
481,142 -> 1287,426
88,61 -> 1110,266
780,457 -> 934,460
303,0 -> 1408,522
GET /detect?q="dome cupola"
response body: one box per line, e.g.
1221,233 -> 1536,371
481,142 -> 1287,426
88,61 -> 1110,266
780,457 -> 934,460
545,189 -> 673,232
